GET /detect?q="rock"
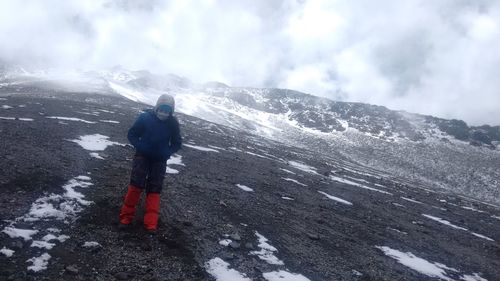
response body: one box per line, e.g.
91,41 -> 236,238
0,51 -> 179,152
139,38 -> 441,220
0,268 -> 15,276
229,241 -> 240,249
182,221 -> 193,227
10,240 -> 23,250
115,272 -> 129,280
221,252 -> 235,260
244,242 -> 254,249
141,240 -> 153,251
307,233 -> 320,240
65,265 -> 79,275
144,274 -> 159,281
230,234 -> 241,241
219,200 -> 227,207
352,269 -> 363,276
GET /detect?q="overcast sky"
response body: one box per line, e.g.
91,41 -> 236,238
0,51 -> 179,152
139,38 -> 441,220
0,0 -> 499,125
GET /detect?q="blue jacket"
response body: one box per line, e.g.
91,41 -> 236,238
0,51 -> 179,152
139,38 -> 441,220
128,109 -> 182,161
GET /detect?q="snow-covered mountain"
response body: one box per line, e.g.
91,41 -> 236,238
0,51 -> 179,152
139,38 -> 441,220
1,67 -> 499,204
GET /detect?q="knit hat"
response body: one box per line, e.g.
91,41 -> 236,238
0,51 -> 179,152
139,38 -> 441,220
155,94 -> 175,113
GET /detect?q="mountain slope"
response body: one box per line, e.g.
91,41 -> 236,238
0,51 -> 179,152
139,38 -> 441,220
2,67 -> 499,206
0,83 -> 499,280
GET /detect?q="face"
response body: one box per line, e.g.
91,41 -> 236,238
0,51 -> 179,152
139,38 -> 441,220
156,108 -> 171,121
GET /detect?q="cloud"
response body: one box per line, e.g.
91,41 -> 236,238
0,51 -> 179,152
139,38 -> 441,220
0,0 -> 499,125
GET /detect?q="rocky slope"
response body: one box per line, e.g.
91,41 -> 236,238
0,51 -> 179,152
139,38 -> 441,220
0,83 -> 499,280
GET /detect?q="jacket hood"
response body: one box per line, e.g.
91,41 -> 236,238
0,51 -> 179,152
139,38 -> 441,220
154,94 -> 175,113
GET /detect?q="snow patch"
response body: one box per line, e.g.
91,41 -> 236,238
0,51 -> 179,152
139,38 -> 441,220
31,240 -> 55,250
99,120 -> 120,123
236,184 -> 254,192
2,227 -> 38,241
388,228 -> 408,235
75,175 -> 91,181
377,246 -> 489,281
184,143 -> 219,152
47,116 -> 96,124
471,232 -> 494,242
250,232 -> 284,265
208,144 -> 225,150
461,206 -> 485,213
422,214 -> 468,231
219,239 -> 232,246
0,247 -> 14,257
401,197 -> 424,204
205,257 -> 251,281
263,270 -> 312,281
1,105 -> 13,109
280,168 -> 296,174
318,191 -> 352,205
245,150 -> 274,160
70,134 -> 122,151
376,246 -> 456,281
27,253 -> 51,272
460,273 -> 488,281
22,177 -> 93,222
281,196 -> 295,201
90,152 -> 104,159
166,154 -> 184,174
83,241 -> 101,247
282,177 -> 307,187
288,161 -> 319,175
330,175 -> 392,195
42,234 -> 69,242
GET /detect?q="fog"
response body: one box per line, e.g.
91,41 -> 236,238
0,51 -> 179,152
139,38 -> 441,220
1,0 -> 499,125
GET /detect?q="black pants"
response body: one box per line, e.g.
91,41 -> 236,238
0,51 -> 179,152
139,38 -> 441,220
130,153 -> 167,193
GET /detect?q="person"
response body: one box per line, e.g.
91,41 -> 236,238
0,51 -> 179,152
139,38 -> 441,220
119,94 -> 182,233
